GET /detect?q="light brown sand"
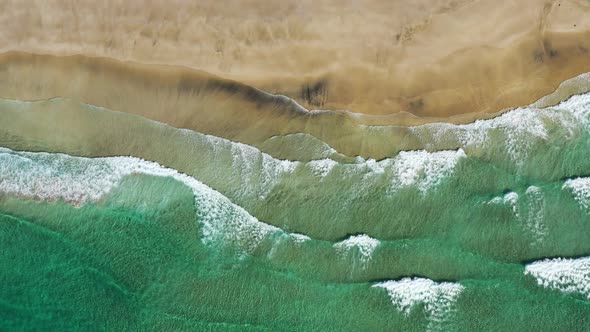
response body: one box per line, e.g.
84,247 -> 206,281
1,0 -> 589,121
1,52 -> 589,159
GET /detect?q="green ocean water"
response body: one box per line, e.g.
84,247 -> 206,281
1,92 -> 590,330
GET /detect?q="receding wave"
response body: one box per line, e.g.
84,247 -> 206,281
2,52 -> 590,159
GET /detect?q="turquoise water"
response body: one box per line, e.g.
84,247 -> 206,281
1,93 -> 590,330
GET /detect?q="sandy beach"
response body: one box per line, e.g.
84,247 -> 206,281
1,0 -> 589,120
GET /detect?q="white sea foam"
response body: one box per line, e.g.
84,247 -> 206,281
486,188 -> 546,243
341,149 -> 465,196
0,147 -> 280,254
195,120 -> 465,197
308,159 -> 338,178
553,92 -> 590,117
0,148 -> 125,204
525,257 -> 590,299
373,278 -> 464,331
410,91 -> 590,166
304,148 -> 464,192
334,234 -> 380,268
411,108 -> 549,164
229,141 -> 298,200
334,149 -> 464,194
466,108 -> 548,162
487,196 -> 503,205
389,149 -> 465,193
563,177 -> 590,213
364,158 -> 385,174
501,191 -> 521,219
524,186 -> 546,242
503,192 -> 519,207
304,149 -> 465,195
290,233 -> 311,244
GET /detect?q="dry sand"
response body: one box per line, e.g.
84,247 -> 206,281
1,0 -> 589,120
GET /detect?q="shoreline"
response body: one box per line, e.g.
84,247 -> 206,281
1,71 -> 589,161
1,51 -> 589,125
1,51 -> 590,159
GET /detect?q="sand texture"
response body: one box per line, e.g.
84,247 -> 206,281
1,0 -> 589,120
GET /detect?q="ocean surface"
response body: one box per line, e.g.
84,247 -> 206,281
1,92 -> 590,331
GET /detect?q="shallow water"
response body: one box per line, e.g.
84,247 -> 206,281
1,93 -> 590,330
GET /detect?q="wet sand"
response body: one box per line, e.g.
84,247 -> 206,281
1,51 -> 590,158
